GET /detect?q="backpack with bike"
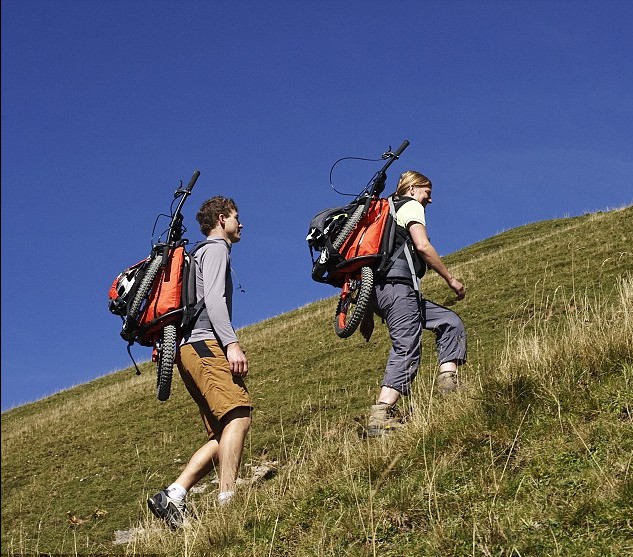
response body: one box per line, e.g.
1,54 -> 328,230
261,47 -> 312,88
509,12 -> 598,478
108,170 -> 207,402
307,140 -> 424,339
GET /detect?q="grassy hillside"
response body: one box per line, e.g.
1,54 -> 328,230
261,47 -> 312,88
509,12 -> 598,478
2,206 -> 632,556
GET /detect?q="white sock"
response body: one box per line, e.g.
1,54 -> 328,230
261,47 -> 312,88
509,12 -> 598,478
217,491 -> 235,506
166,483 -> 187,501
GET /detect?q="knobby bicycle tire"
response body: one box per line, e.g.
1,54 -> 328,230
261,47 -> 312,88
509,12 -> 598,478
334,266 -> 374,338
156,324 -> 177,401
332,204 -> 365,250
127,254 -> 163,321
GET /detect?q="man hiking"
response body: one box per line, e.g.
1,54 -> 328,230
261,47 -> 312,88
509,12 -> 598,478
148,195 -> 252,528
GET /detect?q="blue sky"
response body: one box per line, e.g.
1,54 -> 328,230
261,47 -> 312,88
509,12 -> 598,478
2,0 -> 632,411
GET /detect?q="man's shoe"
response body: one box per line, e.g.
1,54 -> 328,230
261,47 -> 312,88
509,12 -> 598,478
147,489 -> 186,529
437,371 -> 458,394
367,403 -> 405,437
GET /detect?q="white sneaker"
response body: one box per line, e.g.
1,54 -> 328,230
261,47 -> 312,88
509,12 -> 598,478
217,490 -> 235,506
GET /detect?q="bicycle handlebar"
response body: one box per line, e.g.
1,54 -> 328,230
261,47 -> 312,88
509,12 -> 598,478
165,170 -> 200,247
185,170 -> 200,193
361,139 -> 410,199
391,140 -> 410,159
379,140 -> 410,175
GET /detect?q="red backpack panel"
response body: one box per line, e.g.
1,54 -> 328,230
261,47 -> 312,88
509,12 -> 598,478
338,198 -> 390,261
138,246 -> 186,338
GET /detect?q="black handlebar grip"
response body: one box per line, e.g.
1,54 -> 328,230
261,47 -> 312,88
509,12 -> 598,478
185,170 -> 201,192
393,140 -> 410,157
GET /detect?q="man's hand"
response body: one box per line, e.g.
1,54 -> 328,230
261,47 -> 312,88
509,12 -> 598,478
226,342 -> 248,377
448,277 -> 465,301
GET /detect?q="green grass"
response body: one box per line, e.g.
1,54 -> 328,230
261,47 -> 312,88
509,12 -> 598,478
2,205 -> 632,556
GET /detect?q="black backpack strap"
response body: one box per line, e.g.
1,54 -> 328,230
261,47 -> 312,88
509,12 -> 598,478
375,195 -> 416,277
388,196 -> 422,311
381,197 -> 417,280
182,239 -> 228,329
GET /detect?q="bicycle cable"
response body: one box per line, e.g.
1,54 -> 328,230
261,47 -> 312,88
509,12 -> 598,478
150,213 -> 171,247
329,156 -> 383,197
150,193 -> 189,247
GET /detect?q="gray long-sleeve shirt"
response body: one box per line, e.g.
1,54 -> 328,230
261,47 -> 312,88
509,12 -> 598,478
182,237 -> 238,348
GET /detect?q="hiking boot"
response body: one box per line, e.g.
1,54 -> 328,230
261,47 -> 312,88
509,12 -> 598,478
367,403 -> 405,437
437,371 -> 458,395
147,489 -> 186,529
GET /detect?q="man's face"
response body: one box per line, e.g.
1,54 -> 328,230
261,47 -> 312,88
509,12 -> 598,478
223,210 -> 243,243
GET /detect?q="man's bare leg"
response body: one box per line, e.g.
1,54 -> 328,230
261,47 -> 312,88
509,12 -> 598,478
217,415 -> 252,494
174,439 -> 220,491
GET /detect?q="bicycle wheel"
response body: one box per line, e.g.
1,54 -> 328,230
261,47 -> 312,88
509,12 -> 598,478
334,266 -> 374,338
127,254 -> 163,321
332,204 -> 365,250
156,324 -> 177,401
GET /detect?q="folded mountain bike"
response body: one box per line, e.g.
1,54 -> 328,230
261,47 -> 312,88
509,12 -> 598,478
109,171 -> 200,401
307,141 -> 410,338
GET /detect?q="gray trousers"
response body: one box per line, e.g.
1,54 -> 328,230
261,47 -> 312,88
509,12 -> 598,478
371,282 -> 467,396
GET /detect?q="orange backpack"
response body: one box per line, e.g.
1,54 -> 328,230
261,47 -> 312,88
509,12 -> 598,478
108,246 -> 186,348
136,245 -> 186,344
109,239 -> 225,349
337,198 -> 391,271
308,196 -> 417,287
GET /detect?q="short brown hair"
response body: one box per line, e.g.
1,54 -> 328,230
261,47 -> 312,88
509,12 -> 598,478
395,170 -> 432,196
196,196 -> 238,236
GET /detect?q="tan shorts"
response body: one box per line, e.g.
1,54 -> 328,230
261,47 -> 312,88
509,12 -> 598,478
177,339 -> 252,440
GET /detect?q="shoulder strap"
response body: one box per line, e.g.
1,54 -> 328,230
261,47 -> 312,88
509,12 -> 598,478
189,237 -> 229,255
182,239 -> 228,330
393,195 -> 415,208
388,196 -> 420,299
374,195 -> 408,278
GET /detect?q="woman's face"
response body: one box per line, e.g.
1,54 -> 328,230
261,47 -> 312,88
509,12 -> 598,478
409,185 -> 432,207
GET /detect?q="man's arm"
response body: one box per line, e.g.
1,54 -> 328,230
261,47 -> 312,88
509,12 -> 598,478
200,244 -> 249,375
408,222 -> 465,300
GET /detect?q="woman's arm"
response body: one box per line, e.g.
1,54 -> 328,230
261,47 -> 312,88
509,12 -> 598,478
408,222 -> 465,300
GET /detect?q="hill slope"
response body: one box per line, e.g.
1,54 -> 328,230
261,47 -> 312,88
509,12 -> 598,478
2,206 -> 632,556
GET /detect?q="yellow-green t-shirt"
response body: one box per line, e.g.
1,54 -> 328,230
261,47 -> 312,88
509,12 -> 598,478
396,199 -> 426,229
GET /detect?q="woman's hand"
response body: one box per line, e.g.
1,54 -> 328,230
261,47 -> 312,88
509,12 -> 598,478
448,277 -> 465,300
